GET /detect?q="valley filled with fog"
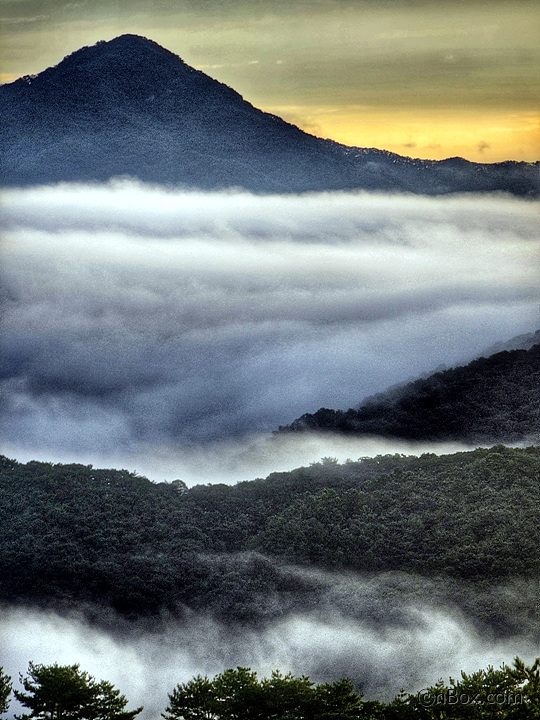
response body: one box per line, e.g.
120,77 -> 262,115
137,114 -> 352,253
1,183 -> 539,717
1,182 -> 538,480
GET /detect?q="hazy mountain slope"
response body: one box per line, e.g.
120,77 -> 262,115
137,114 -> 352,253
1,447 -> 539,636
483,328 -> 540,356
1,34 -> 538,195
280,343 -> 540,443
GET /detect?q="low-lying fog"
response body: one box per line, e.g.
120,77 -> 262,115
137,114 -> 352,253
1,184 -> 538,716
2,568 -> 538,719
1,182 -> 538,479
1,432 -> 483,485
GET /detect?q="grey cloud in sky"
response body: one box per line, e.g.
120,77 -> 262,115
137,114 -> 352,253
1,0 -> 537,113
273,48 -> 539,109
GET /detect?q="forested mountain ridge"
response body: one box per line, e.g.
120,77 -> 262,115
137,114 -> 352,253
1,446 -> 539,635
1,34 -> 539,195
280,343 -> 540,443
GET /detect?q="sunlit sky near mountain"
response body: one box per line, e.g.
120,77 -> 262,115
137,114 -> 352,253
0,0 -> 539,162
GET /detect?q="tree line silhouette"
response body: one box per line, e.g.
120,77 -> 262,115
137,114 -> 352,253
1,658 -> 539,719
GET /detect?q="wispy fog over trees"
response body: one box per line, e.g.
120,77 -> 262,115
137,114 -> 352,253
1,446 -> 539,634
281,344 -> 540,444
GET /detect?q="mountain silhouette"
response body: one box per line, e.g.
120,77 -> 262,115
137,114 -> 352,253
1,34 -> 538,194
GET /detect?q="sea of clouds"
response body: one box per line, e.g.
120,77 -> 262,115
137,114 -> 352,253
1,182 -> 538,482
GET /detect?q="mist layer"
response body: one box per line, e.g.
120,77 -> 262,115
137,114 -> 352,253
1,182 -> 538,479
1,569 -> 538,719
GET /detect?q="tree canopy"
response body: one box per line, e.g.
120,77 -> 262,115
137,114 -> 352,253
1,446 -> 539,632
398,656 -> 540,719
3,657 -> 540,720
163,658 -> 540,720
281,344 -> 540,444
14,663 -> 142,720
163,667 -> 365,720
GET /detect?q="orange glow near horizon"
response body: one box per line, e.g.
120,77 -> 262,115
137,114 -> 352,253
2,60 -> 537,162
266,106 -> 540,163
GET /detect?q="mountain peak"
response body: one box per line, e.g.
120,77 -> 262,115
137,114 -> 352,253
65,33 -> 182,58
103,33 -> 159,46
90,33 -> 183,59
8,32 -> 243,115
1,35 -> 539,195
47,33 -> 191,81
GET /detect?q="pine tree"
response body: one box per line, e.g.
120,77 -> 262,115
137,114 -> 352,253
0,668 -> 12,715
14,663 -> 143,720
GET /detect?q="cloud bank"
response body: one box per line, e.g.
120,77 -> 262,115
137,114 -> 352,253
1,182 -> 538,480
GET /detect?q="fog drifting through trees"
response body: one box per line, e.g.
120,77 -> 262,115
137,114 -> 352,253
2,579 -> 538,720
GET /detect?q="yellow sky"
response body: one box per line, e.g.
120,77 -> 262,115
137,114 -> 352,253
266,106 -> 540,162
1,0 -> 538,162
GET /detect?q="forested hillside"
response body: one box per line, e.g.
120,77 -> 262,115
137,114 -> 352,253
280,344 -> 540,443
1,446 -> 539,635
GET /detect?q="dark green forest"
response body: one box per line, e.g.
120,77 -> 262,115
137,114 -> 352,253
280,344 -> 540,443
1,446 -> 539,634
